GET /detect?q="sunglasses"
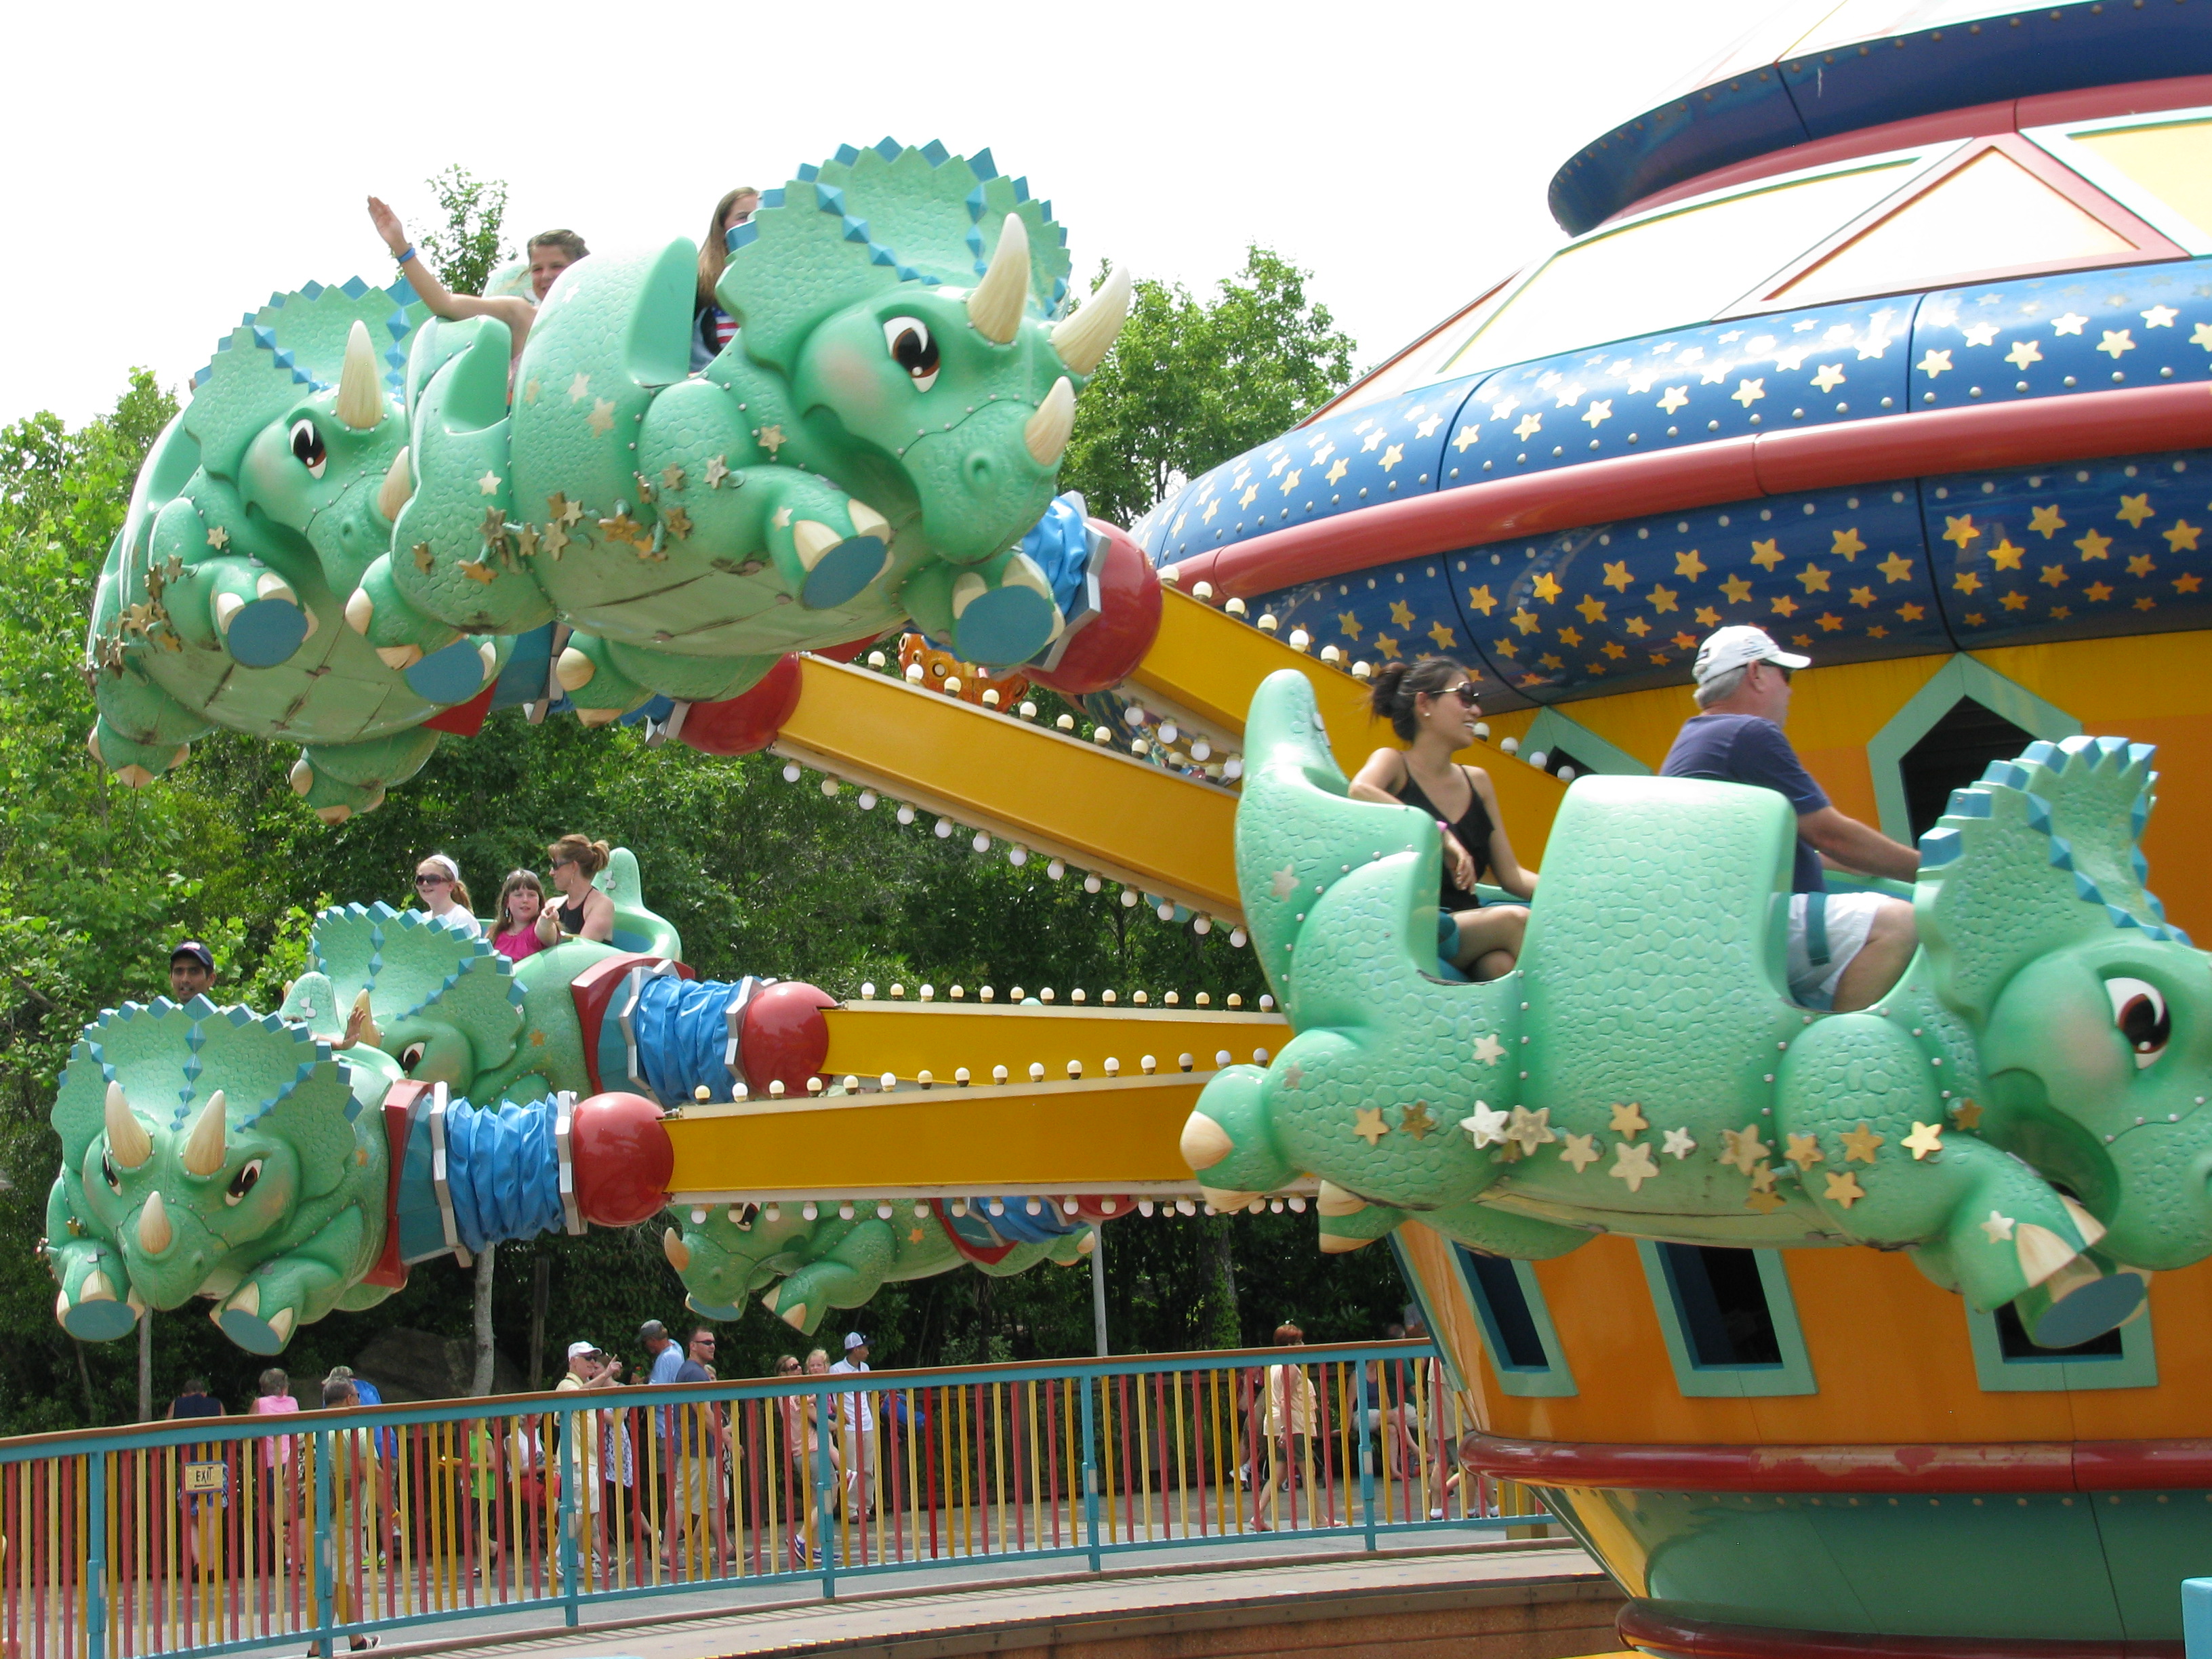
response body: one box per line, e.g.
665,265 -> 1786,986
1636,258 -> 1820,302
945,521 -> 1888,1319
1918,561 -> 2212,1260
691,1336 -> 716,1347
414,874 -> 451,887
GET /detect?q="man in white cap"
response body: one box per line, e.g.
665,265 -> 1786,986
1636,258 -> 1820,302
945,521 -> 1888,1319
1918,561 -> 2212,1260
556,1341 -> 624,1558
829,1332 -> 876,1519
1661,626 -> 1919,1011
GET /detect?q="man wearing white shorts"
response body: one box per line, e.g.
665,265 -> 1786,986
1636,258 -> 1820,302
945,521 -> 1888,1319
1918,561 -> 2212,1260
1661,627 -> 1921,1011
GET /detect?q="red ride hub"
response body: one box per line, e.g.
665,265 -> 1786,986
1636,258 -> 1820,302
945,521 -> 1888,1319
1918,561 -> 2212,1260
569,1091 -> 674,1226
676,653 -> 804,756
740,980 -> 837,1094
1027,520 -> 1162,697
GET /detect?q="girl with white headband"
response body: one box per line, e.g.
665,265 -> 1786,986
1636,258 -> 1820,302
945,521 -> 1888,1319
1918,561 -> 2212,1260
411,853 -> 481,939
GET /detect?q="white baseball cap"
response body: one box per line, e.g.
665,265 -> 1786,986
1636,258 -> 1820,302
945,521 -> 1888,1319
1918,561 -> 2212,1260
567,1340 -> 602,1360
844,1332 -> 868,1350
1692,625 -> 1809,686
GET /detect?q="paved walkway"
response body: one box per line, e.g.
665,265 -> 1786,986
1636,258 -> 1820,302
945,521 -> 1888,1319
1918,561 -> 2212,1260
358,1535 -> 1607,1659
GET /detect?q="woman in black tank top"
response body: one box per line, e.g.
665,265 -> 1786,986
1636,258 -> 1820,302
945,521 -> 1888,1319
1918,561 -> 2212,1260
1349,658 -> 1540,980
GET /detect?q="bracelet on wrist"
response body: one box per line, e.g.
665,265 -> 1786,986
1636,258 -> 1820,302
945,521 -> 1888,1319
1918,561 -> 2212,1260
396,244 -> 415,264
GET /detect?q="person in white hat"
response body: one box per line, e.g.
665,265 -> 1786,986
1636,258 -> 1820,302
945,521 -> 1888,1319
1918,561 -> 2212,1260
1660,627 -> 1920,1010
556,1341 -> 625,1551
828,1332 -> 876,1520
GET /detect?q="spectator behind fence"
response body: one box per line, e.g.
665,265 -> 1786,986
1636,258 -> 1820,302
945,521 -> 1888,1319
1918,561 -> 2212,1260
313,1376 -> 380,1654
1252,1323 -> 1329,1530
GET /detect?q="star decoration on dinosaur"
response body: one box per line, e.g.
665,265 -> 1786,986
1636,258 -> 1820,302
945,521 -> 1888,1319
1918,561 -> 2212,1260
1504,1106 -> 1557,1157
1748,1162 -> 1778,1194
1719,1124 -> 1770,1175
552,494 -> 586,528
1824,1170 -> 1866,1208
1784,1133 -> 1824,1171
1839,1123 -> 1885,1163
662,508 -> 694,541
588,399 -> 617,438
1399,1102 -> 1436,1141
1270,866 -> 1298,899
1980,1209 -> 2016,1243
413,542 -> 436,574
756,425 -> 788,457
661,466 -> 687,492
1352,1107 -> 1389,1147
1610,1140 -> 1659,1192
1746,1189 -> 1787,1214
705,456 -> 731,489
568,372 -> 591,401
514,524 -> 541,560
1903,1122 -> 1945,1161
457,558 -> 497,585
478,471 -> 501,496
1471,1033 -> 1504,1067
1607,1102 -> 1647,1136
1559,1132 -> 1599,1174
1461,1101 -> 1510,1148
541,523 -> 569,560
1950,1100 -> 1984,1130
1661,1126 -> 1696,1160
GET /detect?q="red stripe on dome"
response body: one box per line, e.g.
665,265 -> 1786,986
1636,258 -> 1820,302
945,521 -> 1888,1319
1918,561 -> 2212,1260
1170,381 -> 2212,600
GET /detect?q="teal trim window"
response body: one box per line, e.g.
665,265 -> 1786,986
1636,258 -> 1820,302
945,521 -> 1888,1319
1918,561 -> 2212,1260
1637,1241 -> 1818,1397
1966,1300 -> 2158,1391
1519,708 -> 1652,781
1451,1246 -> 1578,1397
1865,655 -> 2081,842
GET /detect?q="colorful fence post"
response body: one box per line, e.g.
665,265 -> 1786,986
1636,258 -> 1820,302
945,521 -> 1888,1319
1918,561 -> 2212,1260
812,1384 -> 838,1600
1079,1373 -> 1102,1572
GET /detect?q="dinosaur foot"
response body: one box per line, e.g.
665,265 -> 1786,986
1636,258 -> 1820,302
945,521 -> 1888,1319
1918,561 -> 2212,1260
57,1267 -> 141,1341
2009,1252 -> 2150,1348
213,1284 -> 298,1354
951,556 -> 1062,667
796,520 -> 890,611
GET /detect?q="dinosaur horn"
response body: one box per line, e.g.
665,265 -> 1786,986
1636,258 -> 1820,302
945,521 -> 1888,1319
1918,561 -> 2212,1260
376,445 -> 413,523
335,321 -> 384,432
1050,264 -> 1130,375
344,988 -> 382,1050
966,213 -> 1030,345
106,1082 -> 152,1170
1023,377 -> 1076,468
138,1189 -> 173,1255
181,1090 -> 228,1178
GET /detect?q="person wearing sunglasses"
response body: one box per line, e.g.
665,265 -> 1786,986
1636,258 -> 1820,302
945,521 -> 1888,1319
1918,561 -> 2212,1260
692,186 -> 761,371
1662,627 -> 1919,1012
1350,659 -> 1538,980
411,854 -> 481,939
535,835 -> 617,946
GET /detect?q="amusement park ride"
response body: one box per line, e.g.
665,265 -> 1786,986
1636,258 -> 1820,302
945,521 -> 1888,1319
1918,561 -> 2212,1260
52,0 -> 2212,1650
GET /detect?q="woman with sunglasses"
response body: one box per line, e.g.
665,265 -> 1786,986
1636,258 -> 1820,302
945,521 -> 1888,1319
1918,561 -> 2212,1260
1349,659 -> 1537,980
535,835 -> 617,946
411,854 -> 481,939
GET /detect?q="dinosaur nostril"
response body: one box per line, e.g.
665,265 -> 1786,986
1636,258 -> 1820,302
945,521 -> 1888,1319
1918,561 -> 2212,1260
963,451 -> 994,491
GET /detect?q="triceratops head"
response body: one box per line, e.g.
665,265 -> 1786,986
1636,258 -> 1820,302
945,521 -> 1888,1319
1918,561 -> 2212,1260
310,902 -> 524,1096
724,142 -> 1129,569
52,998 -> 365,1317
1918,736 -> 2212,1271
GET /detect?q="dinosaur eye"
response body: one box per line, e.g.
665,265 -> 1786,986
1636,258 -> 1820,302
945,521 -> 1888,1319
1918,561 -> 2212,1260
401,1042 -> 426,1073
289,419 -> 328,478
2107,977 -> 2171,1067
883,318 -> 939,392
102,1149 -> 121,1193
226,1158 -> 263,1206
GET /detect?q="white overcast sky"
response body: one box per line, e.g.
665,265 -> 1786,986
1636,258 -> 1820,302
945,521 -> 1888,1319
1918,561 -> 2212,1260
3,0 -> 1776,431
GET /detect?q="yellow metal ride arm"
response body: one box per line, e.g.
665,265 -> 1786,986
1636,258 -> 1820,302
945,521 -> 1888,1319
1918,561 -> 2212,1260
664,1000 -> 1288,1202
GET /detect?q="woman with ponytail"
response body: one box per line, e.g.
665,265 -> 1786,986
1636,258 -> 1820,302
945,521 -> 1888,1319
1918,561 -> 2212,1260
411,853 -> 481,939
1348,659 -> 1536,979
537,835 -> 617,945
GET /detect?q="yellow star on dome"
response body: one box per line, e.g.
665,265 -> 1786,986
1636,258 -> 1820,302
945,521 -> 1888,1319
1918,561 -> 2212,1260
2097,329 -> 2135,359
1453,425 -> 1481,452
1824,1170 -> 1866,1208
2086,581 -> 2114,602
1770,595 -> 1798,617
1511,607 -> 1540,634
2128,553 -> 2157,577
1471,1033 -> 1505,1066
1388,599 -> 1414,627
1610,1140 -> 1660,1192
1904,1121 -> 1944,1160
1750,539 -> 1784,570
1559,1132 -> 1600,1174
1898,602 -> 1926,621
1951,1100 -> 1984,1130
1784,1133 -> 1824,1171
1557,625 -> 1584,647
2027,504 -> 2066,537
1809,364 -> 1845,393
1466,586 -> 1497,615
1954,571 -> 1982,594
1839,1122 -> 1885,1163
1237,484 -> 1258,509
1749,1162 -> 1778,1193
1830,528 -> 1866,559
2193,321 -> 2212,350
1378,445 -> 1404,472
1917,350 -> 1953,377
1531,573 -> 1563,603
1319,458 -> 1345,485
1399,1101 -> 1437,1141
1429,620 -> 1456,649
1352,1107 -> 1389,1147
1999,590 -> 2027,611
2177,573 -> 2204,592
1414,414 -> 1443,438
2040,562 -> 2068,586
205,525 -> 229,550
1721,575 -> 1754,603
1797,564 -> 1831,592
1338,611 -> 1362,639
1960,322 -> 2000,348
1942,514 -> 1980,548
1577,594 -> 1607,623
1675,549 -> 1706,580
2165,518 -> 2201,551
1279,469 -> 1302,495
1877,552 -> 1914,583
1583,400 -> 1614,427
2075,528 -> 2113,560
1602,560 -> 1633,591
1202,497 -> 1221,525
1608,1101 -> 1648,1135
2051,312 -> 2089,335
1360,428 -> 1388,453
478,470 -> 501,496
1513,413 -> 1543,441
1731,377 -> 1766,407
1746,1188 -> 1788,1214
2005,340 -> 2043,370
1657,386 -> 1689,414
2117,493 -> 2154,527
703,456 -> 730,489
1818,611 -> 1843,630
661,465 -> 687,492
1849,586 -> 1874,606
1662,1126 -> 1696,1159
1646,583 -> 1679,612
1374,633 -> 1401,658
540,521 -> 569,559
1988,538 -> 2024,570
2143,305 -> 2178,329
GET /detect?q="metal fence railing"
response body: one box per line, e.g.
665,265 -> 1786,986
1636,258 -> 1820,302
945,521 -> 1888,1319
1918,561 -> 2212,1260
0,1340 -> 1542,1658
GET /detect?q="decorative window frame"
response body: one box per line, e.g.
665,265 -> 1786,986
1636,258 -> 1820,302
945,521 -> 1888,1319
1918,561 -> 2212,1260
1864,653 -> 2082,843
2024,104 -> 2212,260
1450,1246 -> 1578,1397
1965,1303 -> 2158,1393
1636,1240 -> 1818,1397
1520,708 -> 1652,778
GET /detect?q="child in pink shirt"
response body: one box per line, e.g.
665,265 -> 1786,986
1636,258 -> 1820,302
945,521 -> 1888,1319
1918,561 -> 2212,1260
492,870 -> 549,964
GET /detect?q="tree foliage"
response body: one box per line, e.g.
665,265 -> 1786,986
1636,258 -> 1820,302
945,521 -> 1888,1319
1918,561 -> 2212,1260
415,165 -> 510,298
0,249 -> 1401,1431
1061,247 -> 1358,526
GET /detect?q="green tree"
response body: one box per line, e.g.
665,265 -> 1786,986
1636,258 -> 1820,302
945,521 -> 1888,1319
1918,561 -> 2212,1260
1062,246 -> 1357,527
415,165 -> 510,298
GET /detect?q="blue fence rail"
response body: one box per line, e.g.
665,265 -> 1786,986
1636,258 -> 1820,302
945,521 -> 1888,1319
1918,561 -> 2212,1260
0,1340 -> 1542,1658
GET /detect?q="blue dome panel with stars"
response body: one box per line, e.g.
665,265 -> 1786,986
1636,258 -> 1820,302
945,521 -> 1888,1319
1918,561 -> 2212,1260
1253,558 -> 1534,713
1922,450 -> 2212,649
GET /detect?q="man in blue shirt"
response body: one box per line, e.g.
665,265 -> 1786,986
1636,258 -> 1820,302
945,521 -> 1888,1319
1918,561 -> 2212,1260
1661,627 -> 1920,1010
